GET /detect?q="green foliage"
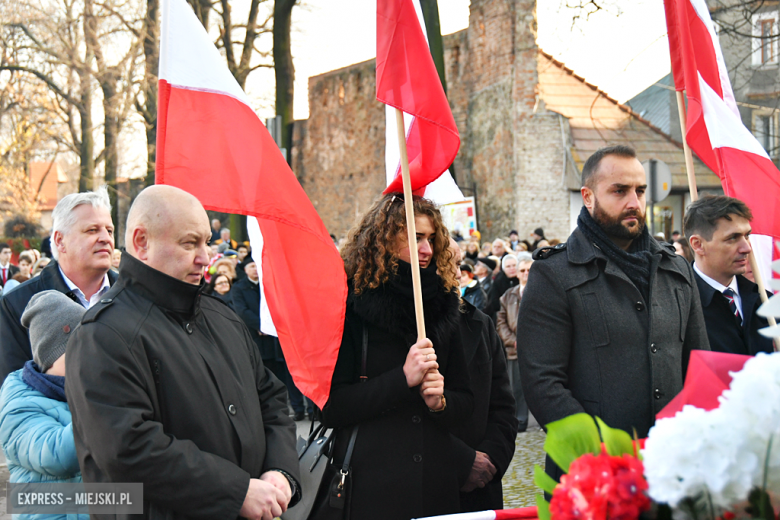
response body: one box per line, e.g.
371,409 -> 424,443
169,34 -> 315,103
596,416 -> 637,458
534,464 -> 558,494
543,414 -> 601,473
0,237 -> 42,254
537,494 -> 551,520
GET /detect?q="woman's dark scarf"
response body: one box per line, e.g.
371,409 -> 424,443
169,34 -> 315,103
348,261 -> 460,346
578,206 -> 654,302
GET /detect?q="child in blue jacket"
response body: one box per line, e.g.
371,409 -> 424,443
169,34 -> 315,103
0,290 -> 88,520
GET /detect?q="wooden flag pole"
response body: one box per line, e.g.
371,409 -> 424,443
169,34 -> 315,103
395,108 -> 427,340
676,91 -> 699,202
676,91 -> 777,344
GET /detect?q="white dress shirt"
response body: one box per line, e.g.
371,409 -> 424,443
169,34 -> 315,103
59,267 -> 111,309
693,262 -> 742,317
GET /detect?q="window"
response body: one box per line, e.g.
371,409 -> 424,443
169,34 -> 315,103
753,110 -> 778,158
752,12 -> 779,66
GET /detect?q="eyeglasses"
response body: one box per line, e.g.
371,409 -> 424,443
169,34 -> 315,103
215,281 -> 230,286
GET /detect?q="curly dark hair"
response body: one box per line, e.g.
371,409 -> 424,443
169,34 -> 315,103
341,194 -> 457,294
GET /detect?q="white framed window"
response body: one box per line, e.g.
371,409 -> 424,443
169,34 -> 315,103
753,109 -> 779,158
752,12 -> 779,66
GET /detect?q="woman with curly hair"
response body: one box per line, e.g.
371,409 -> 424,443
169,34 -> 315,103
322,194 -> 474,519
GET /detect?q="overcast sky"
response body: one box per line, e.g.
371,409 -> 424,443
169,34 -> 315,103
241,0 -> 672,120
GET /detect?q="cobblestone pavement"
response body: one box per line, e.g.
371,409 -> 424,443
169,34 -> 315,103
503,428 -> 546,508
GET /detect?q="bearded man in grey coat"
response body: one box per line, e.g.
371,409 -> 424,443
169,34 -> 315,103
517,145 -> 710,479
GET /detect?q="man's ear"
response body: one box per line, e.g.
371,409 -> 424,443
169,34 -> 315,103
53,231 -> 66,256
131,227 -> 150,260
581,186 -> 594,210
689,234 -> 706,258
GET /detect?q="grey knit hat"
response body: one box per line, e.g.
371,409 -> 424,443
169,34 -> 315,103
21,290 -> 86,372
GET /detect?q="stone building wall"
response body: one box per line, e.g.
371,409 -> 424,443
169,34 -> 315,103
294,60 -> 386,238
294,0 -> 572,240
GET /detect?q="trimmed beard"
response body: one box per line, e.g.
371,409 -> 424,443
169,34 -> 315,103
592,198 -> 646,241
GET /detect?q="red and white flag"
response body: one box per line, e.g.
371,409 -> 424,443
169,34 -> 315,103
156,0 -> 346,408
377,0 -> 462,201
413,507 -> 539,520
665,0 -> 780,281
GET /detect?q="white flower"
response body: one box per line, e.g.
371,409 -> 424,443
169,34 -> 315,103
644,352 -> 780,511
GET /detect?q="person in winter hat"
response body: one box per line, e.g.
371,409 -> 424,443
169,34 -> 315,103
0,290 -> 88,520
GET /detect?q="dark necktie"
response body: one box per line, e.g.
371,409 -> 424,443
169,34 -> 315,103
723,288 -> 742,325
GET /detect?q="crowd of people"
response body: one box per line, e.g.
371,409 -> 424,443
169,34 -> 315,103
0,143 -> 773,520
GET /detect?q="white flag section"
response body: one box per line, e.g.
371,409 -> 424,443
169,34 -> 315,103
384,1 -> 465,206
413,512 -> 497,520
246,216 -> 278,336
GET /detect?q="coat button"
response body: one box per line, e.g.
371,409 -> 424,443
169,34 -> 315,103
100,298 -> 112,304
654,389 -> 662,400
650,343 -> 658,354
412,415 -> 421,424
228,404 -> 237,415
413,454 -> 422,463
635,301 -> 645,311
185,323 -> 193,334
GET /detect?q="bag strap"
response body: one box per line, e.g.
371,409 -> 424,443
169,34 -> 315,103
340,325 -> 368,472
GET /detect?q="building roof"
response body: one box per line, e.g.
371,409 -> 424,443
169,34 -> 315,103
537,52 -> 721,190
29,162 -> 67,211
626,74 -> 674,135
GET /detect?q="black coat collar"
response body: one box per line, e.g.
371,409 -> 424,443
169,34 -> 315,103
37,260 -> 118,301
566,227 -> 688,281
694,269 -> 759,308
117,254 -> 202,318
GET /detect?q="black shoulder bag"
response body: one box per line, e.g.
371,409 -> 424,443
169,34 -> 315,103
282,327 -> 367,520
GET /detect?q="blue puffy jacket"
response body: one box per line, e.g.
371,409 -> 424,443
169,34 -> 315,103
0,367 -> 87,520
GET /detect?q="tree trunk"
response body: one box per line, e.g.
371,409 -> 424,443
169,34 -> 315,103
419,0 -> 457,185
419,0 -> 447,94
78,71 -> 94,192
186,0 -> 212,30
101,71 -> 121,233
273,0 -> 296,155
143,0 -> 159,187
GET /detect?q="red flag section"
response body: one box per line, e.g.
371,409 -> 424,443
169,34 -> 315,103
156,0 -> 346,409
664,0 -> 780,239
377,0 -> 460,194
656,350 -> 750,420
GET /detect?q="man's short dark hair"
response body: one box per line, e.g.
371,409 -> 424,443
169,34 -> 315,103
0,243 -> 10,254
237,244 -> 249,252
683,194 -> 753,241
581,145 -> 637,188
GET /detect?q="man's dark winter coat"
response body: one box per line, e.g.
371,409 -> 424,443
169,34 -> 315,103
231,276 -> 283,361
462,280 -> 488,312
517,227 -> 710,440
65,254 -> 300,519
484,271 -> 518,319
323,265 -> 474,520
694,271 -> 774,356
0,261 -> 117,383
451,302 -> 518,512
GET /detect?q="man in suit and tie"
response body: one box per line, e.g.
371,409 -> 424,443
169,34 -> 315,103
0,243 -> 19,288
684,195 -> 774,356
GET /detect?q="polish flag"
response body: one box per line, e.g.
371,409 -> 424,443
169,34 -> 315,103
413,507 -> 539,520
665,0 -> 780,282
156,0 -> 346,408
378,0 -> 462,202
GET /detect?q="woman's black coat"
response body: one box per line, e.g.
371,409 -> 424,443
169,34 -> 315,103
322,264 -> 474,520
